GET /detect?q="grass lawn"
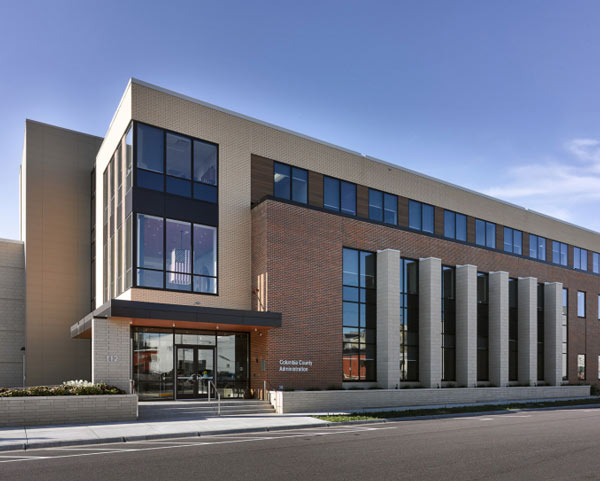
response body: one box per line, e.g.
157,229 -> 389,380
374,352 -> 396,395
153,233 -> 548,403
315,397 -> 600,422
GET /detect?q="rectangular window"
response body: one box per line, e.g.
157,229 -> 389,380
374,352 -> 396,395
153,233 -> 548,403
383,193 -> 398,225
409,200 -> 434,234
529,234 -> 546,261
442,266 -> 456,381
273,162 -> 307,204
136,214 -> 217,294
593,253 -> 600,274
552,241 -> 568,266
598,294 -> 600,320
509,278 -> 518,381
504,227 -> 522,255
323,177 -> 356,215
125,125 -> 133,192
368,189 -> 383,222
443,210 -> 466,241
598,356 -> 600,381
400,258 -> 419,382
577,291 -> 586,318
475,219 -> 495,248
477,272 -> 489,381
573,247 -> 588,271
577,354 -> 585,380
342,248 -> 376,382
537,283 -> 545,381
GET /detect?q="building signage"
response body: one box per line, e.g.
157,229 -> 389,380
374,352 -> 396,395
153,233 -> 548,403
279,359 -> 312,372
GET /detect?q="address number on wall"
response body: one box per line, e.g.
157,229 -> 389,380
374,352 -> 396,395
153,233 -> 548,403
106,355 -> 119,363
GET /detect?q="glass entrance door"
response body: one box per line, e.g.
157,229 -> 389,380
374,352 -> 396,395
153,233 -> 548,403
176,346 -> 215,399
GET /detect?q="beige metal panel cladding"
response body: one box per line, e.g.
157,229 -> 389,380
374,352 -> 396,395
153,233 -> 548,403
127,79 -> 600,252
22,120 -> 102,385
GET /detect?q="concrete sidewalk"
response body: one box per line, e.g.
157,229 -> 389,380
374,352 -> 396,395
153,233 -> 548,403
0,414 -> 327,452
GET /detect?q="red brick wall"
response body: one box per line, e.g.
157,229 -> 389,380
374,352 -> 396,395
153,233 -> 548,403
252,199 -> 600,388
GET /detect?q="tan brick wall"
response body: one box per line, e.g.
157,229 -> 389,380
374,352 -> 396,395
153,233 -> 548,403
91,318 -> 131,392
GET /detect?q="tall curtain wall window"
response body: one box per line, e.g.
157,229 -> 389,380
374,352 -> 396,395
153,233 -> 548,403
324,177 -> 356,215
508,278 -> 518,381
475,220 -> 496,248
136,123 -> 218,203
573,247 -> 588,271
562,288 -> 568,380
91,168 -> 96,311
273,162 -> 308,204
400,258 -> 419,381
408,200 -> 434,234
552,241 -> 568,266
529,234 -> 546,261
368,189 -> 398,225
537,283 -> 545,381
476,272 -> 489,381
443,210 -> 467,241
102,124 -> 134,302
442,266 -> 456,381
342,248 -> 376,381
503,227 -> 522,255
136,214 -> 217,294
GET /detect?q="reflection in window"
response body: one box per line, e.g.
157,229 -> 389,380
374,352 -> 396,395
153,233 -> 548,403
137,124 -> 164,173
409,200 -> 434,234
133,328 -> 174,399
593,253 -> 600,274
442,266 -> 456,381
577,291 -> 586,318
193,224 -> 217,294
444,210 -> 466,241
324,177 -> 356,215
573,247 -> 588,271
577,354 -> 585,380
475,219 -> 495,248
552,241 -> 568,266
401,258 -> 419,381
166,219 -> 192,291
477,272 -> 489,381
342,248 -> 376,381
529,234 -> 546,261
273,162 -> 307,204
504,227 -> 522,255
368,189 -> 397,225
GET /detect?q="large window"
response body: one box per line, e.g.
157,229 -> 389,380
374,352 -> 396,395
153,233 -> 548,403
503,227 -> 522,255
408,200 -> 434,234
400,258 -> 419,382
593,253 -> 600,274
475,219 -> 495,248
577,354 -> 586,380
537,283 -> 545,381
273,162 -> 307,204
573,247 -> 588,271
442,266 -> 456,381
577,291 -> 586,318
324,177 -> 356,215
443,210 -> 466,242
477,272 -> 489,381
562,288 -> 568,380
529,234 -> 546,261
552,241 -> 568,266
136,214 -> 217,294
509,278 -> 518,381
368,189 -> 397,225
136,123 -> 218,203
342,248 -> 376,381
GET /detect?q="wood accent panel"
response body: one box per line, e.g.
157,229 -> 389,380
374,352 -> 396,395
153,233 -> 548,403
308,171 -> 323,208
357,185 -> 369,219
496,224 -> 504,251
434,207 -> 444,236
251,154 -> 273,205
398,196 -> 409,227
568,245 -> 574,269
546,238 -> 553,263
467,216 -> 476,244
522,233 -> 530,258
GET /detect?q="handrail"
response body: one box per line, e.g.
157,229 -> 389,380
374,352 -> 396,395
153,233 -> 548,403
207,380 -> 221,416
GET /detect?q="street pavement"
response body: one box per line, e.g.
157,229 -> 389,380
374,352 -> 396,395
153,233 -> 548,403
1,407 -> 600,480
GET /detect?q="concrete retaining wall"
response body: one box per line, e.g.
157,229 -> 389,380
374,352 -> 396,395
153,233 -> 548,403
270,386 -> 591,414
0,394 -> 138,427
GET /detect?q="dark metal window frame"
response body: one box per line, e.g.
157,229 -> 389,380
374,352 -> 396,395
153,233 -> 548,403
443,209 -> 467,241
400,257 -> 419,382
475,219 -> 496,249
323,176 -> 357,216
408,199 -> 434,234
573,246 -> 588,271
503,226 -> 523,255
272,160 -> 308,204
441,265 -> 456,382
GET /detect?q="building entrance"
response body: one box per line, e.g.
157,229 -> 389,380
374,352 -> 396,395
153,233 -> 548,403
176,346 -> 215,399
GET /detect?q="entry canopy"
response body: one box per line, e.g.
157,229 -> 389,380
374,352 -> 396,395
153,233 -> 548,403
71,299 -> 282,339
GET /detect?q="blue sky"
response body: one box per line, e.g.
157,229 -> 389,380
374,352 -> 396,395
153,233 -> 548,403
1,0 -> 600,239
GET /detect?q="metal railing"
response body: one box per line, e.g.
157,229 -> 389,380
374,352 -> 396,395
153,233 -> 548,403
206,380 -> 221,416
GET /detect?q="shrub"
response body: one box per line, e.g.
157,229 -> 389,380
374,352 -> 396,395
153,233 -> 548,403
0,380 -> 124,397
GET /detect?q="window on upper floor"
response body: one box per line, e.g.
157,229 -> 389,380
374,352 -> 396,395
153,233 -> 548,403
475,219 -> 495,248
443,210 -> 467,242
593,252 -> 600,274
577,291 -> 586,318
136,122 -> 218,203
323,176 -> 356,215
573,247 -> 588,271
529,234 -> 546,261
273,162 -> 307,204
368,189 -> 397,225
409,200 -> 434,234
503,227 -> 522,255
552,241 -> 568,266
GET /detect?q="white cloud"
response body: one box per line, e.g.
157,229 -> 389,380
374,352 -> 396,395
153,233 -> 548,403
481,138 -> 600,230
